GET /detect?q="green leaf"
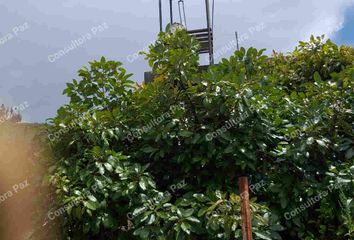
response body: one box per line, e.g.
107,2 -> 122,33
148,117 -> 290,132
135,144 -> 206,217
142,146 -> 158,153
180,222 -> 191,234
314,72 -> 322,83
87,195 -> 97,202
133,227 -> 150,238
147,214 -> 156,225
85,200 -> 99,210
139,178 -> 147,190
255,232 -> 272,240
181,209 -> 194,218
197,207 -> 209,217
186,216 -> 200,223
179,130 -> 194,138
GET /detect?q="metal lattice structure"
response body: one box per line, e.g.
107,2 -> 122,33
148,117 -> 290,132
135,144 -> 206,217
159,0 -> 214,65
144,0 -> 215,84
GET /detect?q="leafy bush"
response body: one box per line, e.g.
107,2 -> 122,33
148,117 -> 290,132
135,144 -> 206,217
43,28 -> 353,240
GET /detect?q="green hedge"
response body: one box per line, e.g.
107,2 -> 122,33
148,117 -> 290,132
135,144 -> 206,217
42,29 -> 353,240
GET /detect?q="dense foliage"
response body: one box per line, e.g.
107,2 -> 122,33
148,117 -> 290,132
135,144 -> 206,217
43,28 -> 353,240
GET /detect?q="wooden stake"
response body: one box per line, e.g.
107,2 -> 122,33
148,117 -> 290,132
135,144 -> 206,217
239,176 -> 253,240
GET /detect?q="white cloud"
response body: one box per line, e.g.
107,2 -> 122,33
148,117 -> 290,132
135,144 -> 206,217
304,0 -> 354,38
209,0 -> 354,52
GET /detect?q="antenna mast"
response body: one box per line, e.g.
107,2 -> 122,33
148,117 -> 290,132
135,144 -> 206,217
159,0 -> 163,32
205,0 -> 214,65
169,0 -> 173,24
235,31 -> 240,51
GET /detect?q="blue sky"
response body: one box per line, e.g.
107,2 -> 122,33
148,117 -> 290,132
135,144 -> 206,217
334,6 -> 354,45
0,0 -> 353,123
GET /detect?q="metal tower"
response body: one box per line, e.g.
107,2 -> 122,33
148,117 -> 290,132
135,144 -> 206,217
158,0 -> 214,65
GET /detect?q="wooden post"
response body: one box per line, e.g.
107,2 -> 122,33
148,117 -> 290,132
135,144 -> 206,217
239,176 -> 253,240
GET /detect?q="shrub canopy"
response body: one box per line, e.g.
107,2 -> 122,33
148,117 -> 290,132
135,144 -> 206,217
44,29 -> 353,240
